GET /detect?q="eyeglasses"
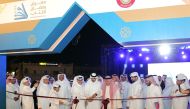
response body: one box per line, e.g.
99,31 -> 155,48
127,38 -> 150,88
25,77 -> 31,81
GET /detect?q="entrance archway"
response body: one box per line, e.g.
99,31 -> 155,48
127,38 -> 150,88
1,1 -> 190,108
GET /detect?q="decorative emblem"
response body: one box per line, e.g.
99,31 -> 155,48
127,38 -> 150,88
120,27 -> 132,38
15,3 -> 28,20
28,35 -> 36,45
116,0 -> 135,8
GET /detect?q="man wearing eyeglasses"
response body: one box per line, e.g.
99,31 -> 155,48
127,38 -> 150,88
171,74 -> 190,109
37,75 -> 51,109
20,77 -> 39,109
6,75 -> 21,109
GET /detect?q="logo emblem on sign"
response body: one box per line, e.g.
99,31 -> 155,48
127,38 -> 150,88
15,3 -> 28,20
120,27 -> 132,38
116,0 -> 135,8
28,35 -> 37,45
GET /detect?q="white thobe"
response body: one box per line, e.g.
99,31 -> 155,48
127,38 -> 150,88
21,86 -> 36,109
145,84 -> 163,109
49,90 -> 60,109
127,82 -> 143,109
189,98 -> 190,109
71,85 -> 86,109
120,81 -> 130,109
163,86 -> 173,109
85,81 -> 102,109
105,86 -> 122,109
6,83 -> 21,109
37,84 -> 51,109
171,84 -> 188,109
57,81 -> 71,109
142,83 -> 147,109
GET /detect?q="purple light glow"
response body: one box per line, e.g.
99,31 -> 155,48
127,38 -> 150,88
182,55 -> 187,59
141,48 -> 150,52
128,49 -> 133,53
120,54 -> 124,58
131,64 -> 135,68
139,53 -> 142,57
145,57 -> 149,61
124,64 -> 127,68
140,64 -> 143,68
164,56 -> 168,60
181,51 -> 185,55
129,57 -> 133,61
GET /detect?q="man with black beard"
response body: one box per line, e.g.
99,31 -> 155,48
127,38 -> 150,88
127,72 -> 143,109
145,75 -> 163,109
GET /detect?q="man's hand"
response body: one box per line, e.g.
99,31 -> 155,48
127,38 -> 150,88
86,96 -> 93,102
175,89 -> 179,93
59,100 -> 64,104
14,97 -> 19,101
128,96 -> 133,99
92,93 -> 97,98
34,82 -> 39,88
180,89 -> 190,94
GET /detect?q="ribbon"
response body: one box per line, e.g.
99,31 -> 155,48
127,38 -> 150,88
6,91 -> 190,100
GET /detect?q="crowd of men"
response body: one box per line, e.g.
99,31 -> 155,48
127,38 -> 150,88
6,72 -> 190,109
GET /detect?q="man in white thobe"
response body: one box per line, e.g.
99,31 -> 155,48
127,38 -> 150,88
20,77 -> 39,109
6,75 -> 21,109
37,75 -> 51,109
127,72 -> 143,109
85,73 -> 102,109
56,73 -> 71,109
171,74 -> 190,109
120,74 -> 130,109
49,77 -> 55,88
102,75 -> 122,109
162,77 -> 174,109
145,75 -> 163,109
71,75 -> 86,109
49,82 -> 64,109
140,76 -> 147,109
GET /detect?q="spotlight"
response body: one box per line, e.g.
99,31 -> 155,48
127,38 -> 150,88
131,64 -> 135,68
141,48 -> 150,52
139,53 -> 142,57
182,55 -> 187,59
120,54 -> 124,58
159,44 -> 171,55
164,56 -> 168,60
185,45 -> 190,49
145,57 -> 149,61
140,64 -> 143,68
127,49 -> 133,53
129,57 -> 133,61
124,64 -> 127,68
180,46 -> 185,50
181,51 -> 185,55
